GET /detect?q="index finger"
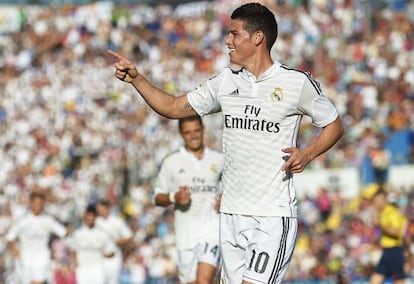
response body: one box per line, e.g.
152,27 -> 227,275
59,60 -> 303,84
107,49 -> 124,61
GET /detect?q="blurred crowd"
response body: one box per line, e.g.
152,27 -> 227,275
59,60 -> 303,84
0,0 -> 413,283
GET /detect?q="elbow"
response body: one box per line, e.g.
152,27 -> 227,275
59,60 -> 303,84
334,116 -> 345,141
153,194 -> 162,206
153,109 -> 176,120
339,119 -> 345,139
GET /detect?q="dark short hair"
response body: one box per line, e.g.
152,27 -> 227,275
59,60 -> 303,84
97,199 -> 110,208
85,204 -> 97,215
231,3 -> 278,51
29,191 -> 46,200
178,115 -> 203,131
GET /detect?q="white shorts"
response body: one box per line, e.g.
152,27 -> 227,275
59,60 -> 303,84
219,213 -> 298,284
17,260 -> 51,284
103,254 -> 122,284
76,266 -> 106,284
177,239 -> 221,283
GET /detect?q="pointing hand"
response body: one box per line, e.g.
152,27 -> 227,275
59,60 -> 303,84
107,50 -> 139,83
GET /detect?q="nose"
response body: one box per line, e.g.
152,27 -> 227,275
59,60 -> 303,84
225,33 -> 232,46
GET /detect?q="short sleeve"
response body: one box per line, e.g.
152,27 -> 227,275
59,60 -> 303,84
187,71 -> 226,116
297,74 -> 338,128
49,217 -> 67,238
153,158 -> 173,195
5,221 -> 22,241
117,218 -> 133,238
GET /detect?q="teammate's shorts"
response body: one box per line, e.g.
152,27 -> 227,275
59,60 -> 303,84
76,266 -> 106,284
177,239 -> 221,283
18,260 -> 51,284
219,213 -> 298,284
375,246 -> 405,280
103,253 -> 123,284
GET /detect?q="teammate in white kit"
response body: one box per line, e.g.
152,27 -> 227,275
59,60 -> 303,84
154,115 -> 224,283
108,3 -> 344,283
96,199 -> 133,284
70,205 -> 116,284
6,191 -> 67,284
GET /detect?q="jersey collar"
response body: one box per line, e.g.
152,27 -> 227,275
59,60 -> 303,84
242,61 -> 282,82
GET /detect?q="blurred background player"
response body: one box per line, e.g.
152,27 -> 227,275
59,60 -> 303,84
96,199 -> 134,284
370,189 -> 408,284
6,191 -> 68,284
69,205 -> 116,284
154,115 -> 224,284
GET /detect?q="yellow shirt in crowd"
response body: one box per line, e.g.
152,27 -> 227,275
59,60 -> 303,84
380,204 -> 407,248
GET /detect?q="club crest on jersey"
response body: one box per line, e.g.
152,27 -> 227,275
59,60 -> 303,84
271,87 -> 283,102
210,164 -> 218,173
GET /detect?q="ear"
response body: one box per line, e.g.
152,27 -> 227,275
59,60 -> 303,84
254,31 -> 265,46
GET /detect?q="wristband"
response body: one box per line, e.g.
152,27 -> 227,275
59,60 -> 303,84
169,192 -> 176,204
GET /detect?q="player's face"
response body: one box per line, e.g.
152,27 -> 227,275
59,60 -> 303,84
96,204 -> 109,218
84,212 -> 96,228
180,120 -> 204,152
225,19 -> 256,66
30,196 -> 45,216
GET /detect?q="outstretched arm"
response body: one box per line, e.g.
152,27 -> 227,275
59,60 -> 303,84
108,50 -> 197,119
282,116 -> 344,173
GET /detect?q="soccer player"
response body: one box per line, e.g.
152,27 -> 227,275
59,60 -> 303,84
69,205 -> 116,284
108,3 -> 344,283
153,115 -> 224,284
370,189 -> 408,284
6,191 -> 68,284
95,199 -> 134,284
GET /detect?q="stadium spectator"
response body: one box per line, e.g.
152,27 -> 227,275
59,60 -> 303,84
315,187 -> 332,222
369,188 -> 408,284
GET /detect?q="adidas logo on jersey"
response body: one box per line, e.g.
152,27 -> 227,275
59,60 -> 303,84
227,89 -> 239,96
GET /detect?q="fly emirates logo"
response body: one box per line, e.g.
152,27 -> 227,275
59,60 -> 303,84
224,104 -> 281,133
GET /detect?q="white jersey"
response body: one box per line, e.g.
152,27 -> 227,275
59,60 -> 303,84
70,225 -> 115,268
5,212 -> 66,265
187,63 -> 339,217
154,147 -> 224,250
95,214 -> 133,284
70,225 -> 116,284
95,215 -> 133,255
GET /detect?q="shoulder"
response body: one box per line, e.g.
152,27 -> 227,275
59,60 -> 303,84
278,64 -> 309,80
205,148 -> 224,159
279,64 -> 323,95
72,227 -> 85,239
110,214 -> 125,224
205,67 -> 243,84
160,149 -> 181,165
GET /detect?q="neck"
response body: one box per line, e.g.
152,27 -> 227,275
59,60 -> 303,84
186,146 -> 205,160
244,54 -> 274,78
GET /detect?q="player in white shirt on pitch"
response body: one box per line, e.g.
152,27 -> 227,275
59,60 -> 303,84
108,3 -> 344,283
70,205 -> 116,284
154,115 -> 224,284
96,199 -> 134,284
6,191 -> 67,284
